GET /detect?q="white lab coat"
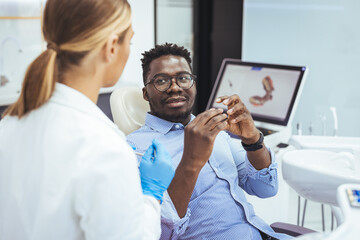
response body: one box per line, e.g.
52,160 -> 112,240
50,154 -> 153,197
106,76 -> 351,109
0,83 -> 160,240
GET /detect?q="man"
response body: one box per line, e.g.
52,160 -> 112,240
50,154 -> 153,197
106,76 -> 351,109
127,43 -> 292,240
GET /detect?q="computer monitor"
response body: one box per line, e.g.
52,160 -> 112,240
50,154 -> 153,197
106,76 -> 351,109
206,59 -> 308,136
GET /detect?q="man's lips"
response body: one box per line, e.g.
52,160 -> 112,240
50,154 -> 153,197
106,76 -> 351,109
164,97 -> 187,108
165,97 -> 187,103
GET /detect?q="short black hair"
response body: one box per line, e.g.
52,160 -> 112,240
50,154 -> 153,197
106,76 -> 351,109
141,43 -> 192,84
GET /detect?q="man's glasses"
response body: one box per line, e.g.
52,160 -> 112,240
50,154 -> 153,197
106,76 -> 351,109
145,73 -> 196,92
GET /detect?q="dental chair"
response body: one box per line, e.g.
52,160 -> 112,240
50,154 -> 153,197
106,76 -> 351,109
110,86 -> 316,238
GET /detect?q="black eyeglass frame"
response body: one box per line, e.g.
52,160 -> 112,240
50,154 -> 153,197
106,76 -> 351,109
144,73 -> 197,92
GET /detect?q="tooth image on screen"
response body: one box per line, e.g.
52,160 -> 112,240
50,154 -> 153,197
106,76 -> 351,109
206,59 -> 307,136
249,76 -> 275,106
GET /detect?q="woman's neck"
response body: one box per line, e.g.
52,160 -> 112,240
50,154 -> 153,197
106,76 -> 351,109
61,57 -> 104,103
61,76 -> 101,103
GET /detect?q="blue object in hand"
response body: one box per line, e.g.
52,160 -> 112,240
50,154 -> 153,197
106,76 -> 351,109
139,139 -> 175,202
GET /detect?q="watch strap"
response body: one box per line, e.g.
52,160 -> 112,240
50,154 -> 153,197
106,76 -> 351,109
241,132 -> 264,152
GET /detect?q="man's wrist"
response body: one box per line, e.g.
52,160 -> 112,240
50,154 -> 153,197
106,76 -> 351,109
241,132 -> 264,152
239,127 -> 261,144
177,159 -> 202,176
180,150 -> 207,173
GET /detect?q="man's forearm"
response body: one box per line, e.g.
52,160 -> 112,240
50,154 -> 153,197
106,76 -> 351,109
166,109 -> 227,218
167,161 -> 200,218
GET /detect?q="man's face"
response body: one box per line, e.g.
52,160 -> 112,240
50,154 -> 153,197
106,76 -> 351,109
143,55 -> 196,125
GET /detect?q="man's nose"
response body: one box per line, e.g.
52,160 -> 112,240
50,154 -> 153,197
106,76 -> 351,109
167,77 -> 182,92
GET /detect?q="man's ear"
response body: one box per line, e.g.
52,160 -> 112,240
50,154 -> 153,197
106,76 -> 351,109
103,34 -> 119,62
142,87 -> 149,101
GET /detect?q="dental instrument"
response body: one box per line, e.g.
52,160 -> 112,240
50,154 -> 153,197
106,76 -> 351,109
135,152 -> 144,157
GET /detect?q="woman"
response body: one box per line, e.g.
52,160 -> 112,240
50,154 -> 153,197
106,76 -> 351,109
0,0 -> 174,239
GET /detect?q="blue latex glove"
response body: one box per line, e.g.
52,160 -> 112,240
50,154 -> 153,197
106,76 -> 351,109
139,139 -> 175,202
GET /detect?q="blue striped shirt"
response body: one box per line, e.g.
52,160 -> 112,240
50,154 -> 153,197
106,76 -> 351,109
127,113 -> 292,240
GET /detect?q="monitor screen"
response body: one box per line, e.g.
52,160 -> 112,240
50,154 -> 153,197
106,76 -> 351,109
207,59 -> 307,127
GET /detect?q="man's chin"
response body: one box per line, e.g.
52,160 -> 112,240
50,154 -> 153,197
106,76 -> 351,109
156,109 -> 192,124
149,101 -> 194,124
164,112 -> 190,123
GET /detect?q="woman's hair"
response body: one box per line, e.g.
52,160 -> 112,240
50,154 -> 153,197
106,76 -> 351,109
3,0 -> 131,118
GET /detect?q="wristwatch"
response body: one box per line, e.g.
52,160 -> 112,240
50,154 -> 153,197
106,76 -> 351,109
241,132 -> 264,152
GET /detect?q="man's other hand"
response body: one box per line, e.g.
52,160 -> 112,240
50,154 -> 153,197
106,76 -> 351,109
216,95 -> 259,145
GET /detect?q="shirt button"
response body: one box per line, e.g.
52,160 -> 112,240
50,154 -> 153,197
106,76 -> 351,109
175,125 -> 180,129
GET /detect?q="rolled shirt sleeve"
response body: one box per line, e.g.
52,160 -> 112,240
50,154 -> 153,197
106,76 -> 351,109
159,191 -> 191,240
229,136 -> 279,198
243,148 -> 279,198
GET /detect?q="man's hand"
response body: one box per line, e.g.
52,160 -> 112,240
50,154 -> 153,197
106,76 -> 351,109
182,108 -> 228,171
216,94 -> 271,170
216,95 -> 259,145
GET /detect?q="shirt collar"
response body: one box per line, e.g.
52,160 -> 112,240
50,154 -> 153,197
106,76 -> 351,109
144,112 -> 195,134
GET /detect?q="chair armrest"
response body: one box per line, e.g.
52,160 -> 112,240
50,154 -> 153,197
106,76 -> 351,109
271,222 -> 317,237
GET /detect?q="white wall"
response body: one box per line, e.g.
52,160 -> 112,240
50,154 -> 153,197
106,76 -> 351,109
0,0 -> 43,106
156,0 -> 193,55
106,0 -> 154,90
0,0 -> 154,105
243,0 -> 360,137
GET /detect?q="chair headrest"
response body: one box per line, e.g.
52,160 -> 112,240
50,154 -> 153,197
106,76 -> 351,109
110,86 -> 150,135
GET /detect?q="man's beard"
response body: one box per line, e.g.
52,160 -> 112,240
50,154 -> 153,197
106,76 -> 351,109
148,101 -> 194,124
